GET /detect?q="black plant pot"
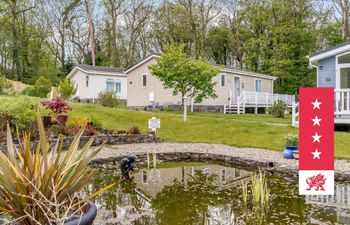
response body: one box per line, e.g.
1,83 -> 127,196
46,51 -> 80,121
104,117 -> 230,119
64,201 -> 97,225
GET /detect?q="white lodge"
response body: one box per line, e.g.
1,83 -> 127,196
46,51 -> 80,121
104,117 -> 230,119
125,54 -> 295,113
66,64 -> 127,102
67,55 -> 295,113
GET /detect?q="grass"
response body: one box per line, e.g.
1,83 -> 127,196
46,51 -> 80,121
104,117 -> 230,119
1,95 -> 350,159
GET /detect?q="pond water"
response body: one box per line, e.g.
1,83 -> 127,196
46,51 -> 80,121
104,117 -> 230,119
87,162 -> 350,225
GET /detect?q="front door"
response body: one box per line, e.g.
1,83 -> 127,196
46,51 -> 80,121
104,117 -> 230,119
234,77 -> 241,103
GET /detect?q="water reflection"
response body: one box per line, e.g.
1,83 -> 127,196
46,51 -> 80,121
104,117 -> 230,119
86,162 -> 350,225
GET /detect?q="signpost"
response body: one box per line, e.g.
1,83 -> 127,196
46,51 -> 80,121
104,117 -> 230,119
299,88 -> 334,195
148,117 -> 160,133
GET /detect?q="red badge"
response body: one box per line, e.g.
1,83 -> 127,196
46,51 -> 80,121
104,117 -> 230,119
299,88 -> 334,195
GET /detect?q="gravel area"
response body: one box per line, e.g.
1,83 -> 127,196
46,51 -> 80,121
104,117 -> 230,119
95,143 -> 350,180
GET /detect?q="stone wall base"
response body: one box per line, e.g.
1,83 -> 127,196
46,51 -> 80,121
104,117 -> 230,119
129,105 -> 224,113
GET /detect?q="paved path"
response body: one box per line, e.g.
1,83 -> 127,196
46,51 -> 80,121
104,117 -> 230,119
95,143 -> 350,180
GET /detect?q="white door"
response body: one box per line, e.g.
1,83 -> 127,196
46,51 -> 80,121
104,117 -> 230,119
234,77 -> 241,103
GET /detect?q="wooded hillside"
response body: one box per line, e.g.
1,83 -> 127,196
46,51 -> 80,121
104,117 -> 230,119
0,0 -> 347,94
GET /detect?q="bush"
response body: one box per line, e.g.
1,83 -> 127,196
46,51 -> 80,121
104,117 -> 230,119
0,96 -> 38,132
34,76 -> 52,98
284,133 -> 298,147
22,86 -> 37,96
0,78 -> 12,94
127,125 -> 141,135
98,90 -> 119,107
42,97 -> 72,115
59,79 -> 77,100
67,115 -> 91,129
268,100 -> 287,118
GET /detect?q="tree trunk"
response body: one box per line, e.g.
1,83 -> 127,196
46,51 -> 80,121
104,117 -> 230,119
85,0 -> 96,66
10,0 -> 22,80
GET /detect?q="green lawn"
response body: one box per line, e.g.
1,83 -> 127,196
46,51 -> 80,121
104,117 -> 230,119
1,95 -> 350,159
68,102 -> 350,159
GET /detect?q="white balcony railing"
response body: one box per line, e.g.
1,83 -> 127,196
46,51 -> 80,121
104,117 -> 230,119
239,91 -> 295,106
335,89 -> 350,115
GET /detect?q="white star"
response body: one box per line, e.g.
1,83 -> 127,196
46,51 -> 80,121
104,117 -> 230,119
312,132 -> 322,143
312,149 -> 322,159
312,116 -> 322,126
312,99 -> 322,109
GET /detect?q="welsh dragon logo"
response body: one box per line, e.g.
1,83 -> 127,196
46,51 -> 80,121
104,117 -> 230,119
306,173 -> 326,191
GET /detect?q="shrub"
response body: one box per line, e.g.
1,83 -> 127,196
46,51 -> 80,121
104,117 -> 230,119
59,79 -> 77,100
268,100 -> 287,118
22,86 -> 37,96
127,125 -> 141,135
34,76 -> 52,98
0,78 -> 12,94
42,97 -> 72,115
67,115 -> 91,129
0,114 -> 113,224
98,90 -> 119,107
0,96 -> 38,132
284,133 -> 298,147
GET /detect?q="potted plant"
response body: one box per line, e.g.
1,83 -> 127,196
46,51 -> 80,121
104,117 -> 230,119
0,113 -> 113,225
283,133 -> 298,159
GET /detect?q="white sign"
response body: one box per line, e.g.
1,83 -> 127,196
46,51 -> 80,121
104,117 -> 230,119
148,117 -> 160,132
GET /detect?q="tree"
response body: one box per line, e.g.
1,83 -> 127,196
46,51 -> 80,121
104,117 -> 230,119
149,44 -> 219,109
334,0 -> 350,41
59,79 -> 77,100
205,26 -> 232,65
34,76 -> 52,98
84,0 -> 96,66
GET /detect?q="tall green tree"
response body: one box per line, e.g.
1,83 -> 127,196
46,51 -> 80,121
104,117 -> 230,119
149,44 -> 219,109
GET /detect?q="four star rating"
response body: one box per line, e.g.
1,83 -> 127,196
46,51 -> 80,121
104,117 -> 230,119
311,99 -> 322,159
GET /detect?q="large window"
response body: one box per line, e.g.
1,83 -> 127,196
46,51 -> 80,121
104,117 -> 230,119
142,74 -> 147,87
255,79 -> 262,92
106,79 -> 122,93
341,68 -> 350,89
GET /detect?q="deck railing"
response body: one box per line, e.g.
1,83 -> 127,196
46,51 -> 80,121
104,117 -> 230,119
236,91 -> 295,114
335,89 -> 350,115
239,91 -> 295,106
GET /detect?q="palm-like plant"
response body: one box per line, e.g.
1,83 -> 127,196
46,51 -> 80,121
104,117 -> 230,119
0,113 -> 113,224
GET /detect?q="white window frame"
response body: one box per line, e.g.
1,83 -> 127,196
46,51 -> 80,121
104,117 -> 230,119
254,79 -> 262,92
115,81 -> 121,93
336,51 -> 350,90
142,73 -> 148,88
106,79 -> 122,94
221,74 -> 226,87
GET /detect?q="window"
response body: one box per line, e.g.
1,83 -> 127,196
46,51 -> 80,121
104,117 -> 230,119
340,68 -> 350,89
255,79 -> 262,92
85,76 -> 89,87
220,169 -> 226,183
106,79 -> 122,93
106,79 -> 114,91
115,82 -> 121,93
221,74 -> 225,86
142,74 -> 147,87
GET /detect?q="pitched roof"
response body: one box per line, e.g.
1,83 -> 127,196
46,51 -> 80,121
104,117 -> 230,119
124,53 -> 162,73
76,64 -> 125,73
125,54 -> 275,80
221,66 -> 276,80
309,42 -> 350,58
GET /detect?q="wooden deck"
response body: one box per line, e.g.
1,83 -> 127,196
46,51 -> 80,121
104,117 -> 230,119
224,91 -> 295,114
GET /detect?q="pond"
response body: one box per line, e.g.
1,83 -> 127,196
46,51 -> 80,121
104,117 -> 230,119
87,161 -> 350,225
